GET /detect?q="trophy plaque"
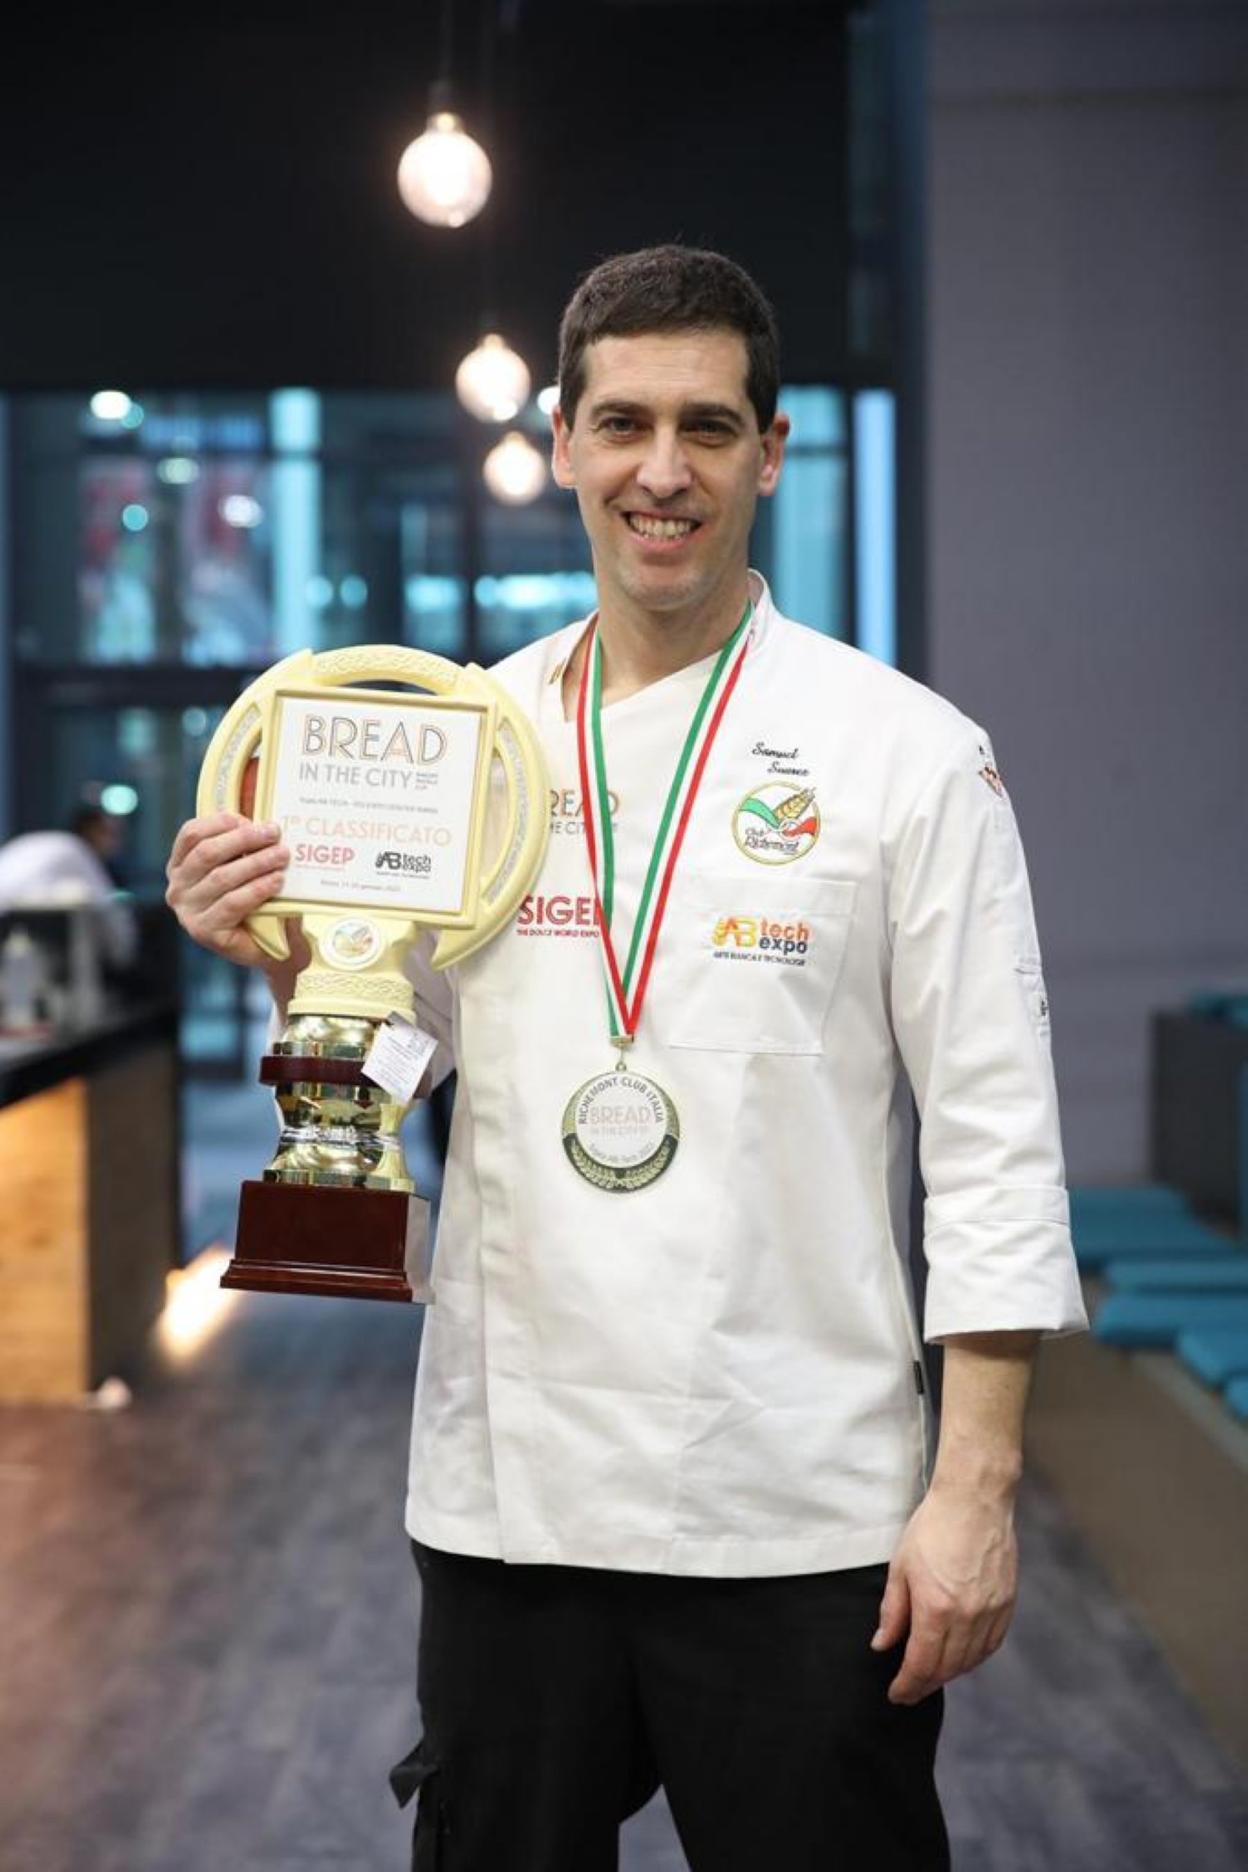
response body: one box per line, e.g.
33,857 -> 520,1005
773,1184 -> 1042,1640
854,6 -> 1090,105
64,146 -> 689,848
196,644 -> 549,1303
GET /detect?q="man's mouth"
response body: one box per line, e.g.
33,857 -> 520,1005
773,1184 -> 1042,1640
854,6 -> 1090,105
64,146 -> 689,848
624,512 -> 702,541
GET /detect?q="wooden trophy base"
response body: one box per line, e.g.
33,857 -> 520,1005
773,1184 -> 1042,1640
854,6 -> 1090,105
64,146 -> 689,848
222,1180 -> 428,1303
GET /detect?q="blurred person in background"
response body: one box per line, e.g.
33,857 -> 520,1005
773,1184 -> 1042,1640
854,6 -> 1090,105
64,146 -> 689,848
166,244 -> 1085,1872
0,804 -> 136,969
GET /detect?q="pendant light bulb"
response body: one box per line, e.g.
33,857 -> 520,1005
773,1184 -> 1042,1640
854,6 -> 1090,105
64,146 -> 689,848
483,431 -> 548,505
397,110 -> 492,228
455,334 -> 532,424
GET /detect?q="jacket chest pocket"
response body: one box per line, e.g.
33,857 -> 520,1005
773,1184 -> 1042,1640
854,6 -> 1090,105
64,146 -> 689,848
658,874 -> 858,1056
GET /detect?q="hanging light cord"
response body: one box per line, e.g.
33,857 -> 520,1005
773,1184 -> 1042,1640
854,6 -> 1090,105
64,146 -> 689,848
478,0 -> 497,329
432,0 -> 456,109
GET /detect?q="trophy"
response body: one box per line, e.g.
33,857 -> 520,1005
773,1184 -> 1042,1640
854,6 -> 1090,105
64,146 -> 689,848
196,645 -> 549,1303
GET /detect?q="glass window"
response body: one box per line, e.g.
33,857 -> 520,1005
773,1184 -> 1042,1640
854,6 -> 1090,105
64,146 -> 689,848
12,384 -> 867,666
477,488 -> 594,663
772,388 -> 849,639
35,698 -> 250,1069
40,703 -> 208,890
13,392 -> 469,667
8,381 -> 888,1073
853,390 -> 897,667
79,456 -> 275,666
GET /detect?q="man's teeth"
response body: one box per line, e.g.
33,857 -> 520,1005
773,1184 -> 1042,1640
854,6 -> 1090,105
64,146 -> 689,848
627,515 -> 697,540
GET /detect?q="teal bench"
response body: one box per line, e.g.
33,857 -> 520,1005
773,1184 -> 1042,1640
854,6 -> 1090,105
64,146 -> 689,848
1225,1377 -> 1248,1419
1073,1216 -> 1234,1272
1188,992 -> 1248,1029
1102,1258 -> 1248,1293
1092,1294 -> 1248,1348
1176,1329 -> 1248,1387
1069,1184 -> 1189,1219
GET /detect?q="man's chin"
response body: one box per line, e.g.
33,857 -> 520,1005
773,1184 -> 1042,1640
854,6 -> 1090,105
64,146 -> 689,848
615,563 -> 707,615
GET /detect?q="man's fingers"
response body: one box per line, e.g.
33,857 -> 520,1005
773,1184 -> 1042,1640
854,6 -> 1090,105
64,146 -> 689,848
889,1604 -> 1004,1703
932,1622 -> 975,1689
169,819 -> 282,898
193,864 -> 290,936
164,808 -> 294,974
184,840 -> 288,910
983,1605 -> 1013,1660
172,841 -> 289,956
887,1620 -> 946,1705
871,1567 -> 910,1652
947,1600 -> 1014,1682
186,818 -> 282,886
281,915 -> 313,971
185,873 -> 291,963
167,811 -> 246,874
214,870 -> 292,926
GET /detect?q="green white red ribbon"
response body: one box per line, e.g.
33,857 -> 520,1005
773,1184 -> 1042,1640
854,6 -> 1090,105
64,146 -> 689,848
575,601 -> 753,1047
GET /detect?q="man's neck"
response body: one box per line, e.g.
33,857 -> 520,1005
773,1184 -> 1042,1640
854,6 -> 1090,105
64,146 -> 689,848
563,573 -> 752,714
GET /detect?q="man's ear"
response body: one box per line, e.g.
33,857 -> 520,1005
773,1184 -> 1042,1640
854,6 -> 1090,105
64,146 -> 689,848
757,410 -> 790,497
551,406 -> 576,489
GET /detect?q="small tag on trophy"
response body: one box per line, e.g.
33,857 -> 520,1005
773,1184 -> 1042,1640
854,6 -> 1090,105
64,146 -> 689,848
363,1013 -> 439,1103
404,1195 -> 434,1303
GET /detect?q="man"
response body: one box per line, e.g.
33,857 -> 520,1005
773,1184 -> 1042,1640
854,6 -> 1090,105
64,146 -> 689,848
0,804 -> 136,968
167,246 -> 1086,1870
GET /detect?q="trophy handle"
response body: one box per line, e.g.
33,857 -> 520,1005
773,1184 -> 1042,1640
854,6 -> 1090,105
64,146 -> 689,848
196,643 -> 548,970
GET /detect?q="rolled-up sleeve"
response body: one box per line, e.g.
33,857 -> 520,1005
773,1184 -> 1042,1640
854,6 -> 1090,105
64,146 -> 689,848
887,722 -> 1088,1342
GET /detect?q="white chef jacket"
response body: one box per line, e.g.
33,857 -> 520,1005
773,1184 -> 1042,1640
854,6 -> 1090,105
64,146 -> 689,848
0,831 -> 136,967
401,573 -> 1087,1578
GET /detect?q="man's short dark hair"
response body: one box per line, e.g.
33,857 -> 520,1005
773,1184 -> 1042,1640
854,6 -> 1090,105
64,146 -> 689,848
70,804 -> 110,841
557,244 -> 780,433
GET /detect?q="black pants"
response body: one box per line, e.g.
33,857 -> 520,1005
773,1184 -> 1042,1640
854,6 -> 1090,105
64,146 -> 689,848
391,1540 -> 949,1872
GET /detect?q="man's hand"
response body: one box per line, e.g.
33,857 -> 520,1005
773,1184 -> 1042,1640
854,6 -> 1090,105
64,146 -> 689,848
871,1485 -> 1018,1704
871,1328 -> 1037,1704
165,812 -> 307,979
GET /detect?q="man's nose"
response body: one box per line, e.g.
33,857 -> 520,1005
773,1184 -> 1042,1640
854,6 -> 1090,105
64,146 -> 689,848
636,428 -> 693,500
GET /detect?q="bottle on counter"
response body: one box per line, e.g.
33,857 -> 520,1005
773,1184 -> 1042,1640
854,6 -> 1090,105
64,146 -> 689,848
0,928 -> 48,1032
68,904 -> 105,1028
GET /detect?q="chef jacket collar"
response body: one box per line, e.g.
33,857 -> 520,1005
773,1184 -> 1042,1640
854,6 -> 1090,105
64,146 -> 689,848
544,570 -> 777,693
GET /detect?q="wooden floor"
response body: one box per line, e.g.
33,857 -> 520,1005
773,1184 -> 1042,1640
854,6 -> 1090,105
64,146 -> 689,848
2,1282 -> 1246,1872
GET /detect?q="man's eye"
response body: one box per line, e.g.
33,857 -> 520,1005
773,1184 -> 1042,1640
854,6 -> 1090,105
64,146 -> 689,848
690,422 -> 732,440
600,417 -> 638,436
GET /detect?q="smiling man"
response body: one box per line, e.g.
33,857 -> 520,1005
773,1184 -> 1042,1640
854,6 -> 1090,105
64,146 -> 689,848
165,245 -> 1085,1872
552,322 -> 777,632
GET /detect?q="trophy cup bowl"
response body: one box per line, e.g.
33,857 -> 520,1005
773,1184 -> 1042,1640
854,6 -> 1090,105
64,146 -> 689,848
235,1001 -> 426,1305
196,644 -> 549,1302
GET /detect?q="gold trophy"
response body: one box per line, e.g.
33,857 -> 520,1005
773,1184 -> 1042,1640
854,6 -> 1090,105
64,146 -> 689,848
196,645 -> 548,1302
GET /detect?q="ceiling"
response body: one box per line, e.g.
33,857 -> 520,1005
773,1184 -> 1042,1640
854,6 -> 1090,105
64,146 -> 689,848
0,3 -> 854,391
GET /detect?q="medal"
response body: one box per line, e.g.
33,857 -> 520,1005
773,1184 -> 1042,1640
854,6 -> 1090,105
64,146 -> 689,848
566,599 -> 754,1190
561,1065 -> 680,1192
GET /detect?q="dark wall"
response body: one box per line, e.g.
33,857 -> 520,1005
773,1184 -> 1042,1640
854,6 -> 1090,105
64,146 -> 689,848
0,2 -> 848,392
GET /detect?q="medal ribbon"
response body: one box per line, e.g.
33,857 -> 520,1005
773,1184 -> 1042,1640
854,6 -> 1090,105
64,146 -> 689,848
575,600 -> 753,1049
